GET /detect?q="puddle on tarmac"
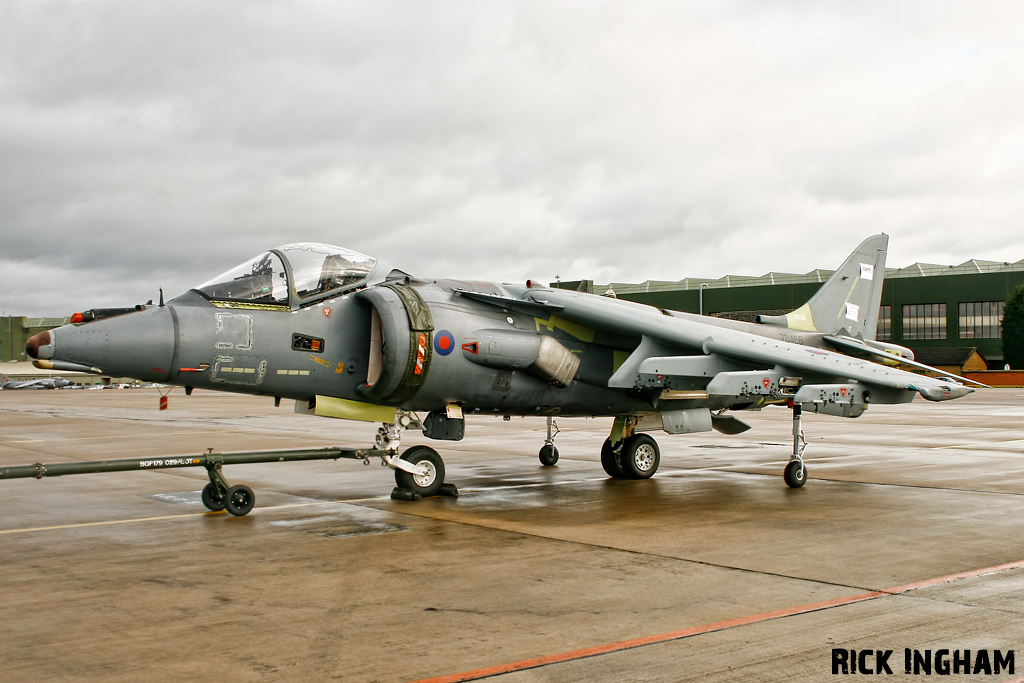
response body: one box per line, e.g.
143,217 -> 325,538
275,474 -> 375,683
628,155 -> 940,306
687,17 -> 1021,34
268,515 -> 408,538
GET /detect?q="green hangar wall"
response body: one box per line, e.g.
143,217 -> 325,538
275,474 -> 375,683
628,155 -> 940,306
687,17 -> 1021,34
559,259 -> 1024,367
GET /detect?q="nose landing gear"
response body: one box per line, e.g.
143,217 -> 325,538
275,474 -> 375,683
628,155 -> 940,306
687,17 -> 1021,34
379,411 -> 459,501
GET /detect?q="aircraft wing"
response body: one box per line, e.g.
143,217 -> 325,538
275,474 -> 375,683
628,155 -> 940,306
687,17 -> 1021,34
454,289 -> 564,316
699,334 -> 971,401
507,287 -> 973,403
824,334 -> 990,388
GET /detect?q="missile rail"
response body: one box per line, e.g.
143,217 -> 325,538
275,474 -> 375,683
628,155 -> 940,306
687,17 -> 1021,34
0,446 -> 391,516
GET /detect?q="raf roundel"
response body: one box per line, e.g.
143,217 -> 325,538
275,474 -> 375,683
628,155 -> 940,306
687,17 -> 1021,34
434,330 -> 455,356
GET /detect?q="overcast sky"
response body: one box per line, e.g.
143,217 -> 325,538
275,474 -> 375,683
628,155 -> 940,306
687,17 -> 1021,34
2,1 -> 1023,317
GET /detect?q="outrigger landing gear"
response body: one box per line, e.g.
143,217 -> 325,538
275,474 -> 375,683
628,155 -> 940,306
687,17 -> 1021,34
784,403 -> 808,488
601,417 -> 661,480
538,416 -> 560,466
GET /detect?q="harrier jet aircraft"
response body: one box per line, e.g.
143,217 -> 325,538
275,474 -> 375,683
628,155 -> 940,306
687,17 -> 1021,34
24,234 -> 975,506
1,373 -> 73,389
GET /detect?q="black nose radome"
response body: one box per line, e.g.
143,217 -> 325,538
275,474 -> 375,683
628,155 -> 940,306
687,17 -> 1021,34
25,331 -> 51,360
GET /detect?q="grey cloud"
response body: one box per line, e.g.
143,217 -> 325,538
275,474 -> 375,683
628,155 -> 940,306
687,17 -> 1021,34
2,2 -> 1023,317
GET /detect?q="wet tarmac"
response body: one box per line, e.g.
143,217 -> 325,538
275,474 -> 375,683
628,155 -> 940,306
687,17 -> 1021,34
1,388 -> 1023,682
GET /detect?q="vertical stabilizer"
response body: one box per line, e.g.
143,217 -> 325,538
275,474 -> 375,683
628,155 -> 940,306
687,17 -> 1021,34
758,234 -> 888,339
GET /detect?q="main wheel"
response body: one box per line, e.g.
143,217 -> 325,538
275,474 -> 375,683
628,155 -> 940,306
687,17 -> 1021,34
395,446 -> 445,497
539,444 -> 559,466
601,438 -> 627,478
201,483 -> 226,511
225,484 -> 255,516
784,460 -> 807,488
621,434 -> 661,479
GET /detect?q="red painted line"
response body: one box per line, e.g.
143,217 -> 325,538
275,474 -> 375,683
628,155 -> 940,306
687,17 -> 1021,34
882,557 -> 1024,595
409,558 -> 1024,683
411,591 -> 887,683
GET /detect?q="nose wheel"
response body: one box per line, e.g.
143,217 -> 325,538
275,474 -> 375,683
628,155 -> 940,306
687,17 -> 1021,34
393,446 -> 446,497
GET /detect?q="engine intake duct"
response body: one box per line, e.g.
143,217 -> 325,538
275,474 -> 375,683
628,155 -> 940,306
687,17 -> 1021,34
462,329 -> 579,388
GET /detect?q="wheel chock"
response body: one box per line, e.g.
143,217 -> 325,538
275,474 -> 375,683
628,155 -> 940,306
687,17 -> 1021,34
390,487 -> 421,501
439,483 -> 459,497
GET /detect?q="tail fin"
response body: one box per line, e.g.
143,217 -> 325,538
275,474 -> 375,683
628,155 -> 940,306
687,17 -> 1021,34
759,234 -> 888,339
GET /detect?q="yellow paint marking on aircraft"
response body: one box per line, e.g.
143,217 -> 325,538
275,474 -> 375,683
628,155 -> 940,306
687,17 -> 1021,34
534,315 -> 596,343
314,395 -> 397,422
613,350 -> 631,373
785,303 -> 816,332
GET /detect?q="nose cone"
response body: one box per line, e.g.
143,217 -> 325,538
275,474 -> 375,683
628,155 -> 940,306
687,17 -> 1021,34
25,331 -> 52,360
40,307 -> 176,382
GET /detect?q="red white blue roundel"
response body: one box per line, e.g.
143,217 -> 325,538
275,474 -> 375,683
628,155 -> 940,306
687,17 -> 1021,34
434,330 -> 455,356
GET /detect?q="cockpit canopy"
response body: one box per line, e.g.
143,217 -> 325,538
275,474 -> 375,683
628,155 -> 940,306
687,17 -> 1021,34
195,243 -> 378,307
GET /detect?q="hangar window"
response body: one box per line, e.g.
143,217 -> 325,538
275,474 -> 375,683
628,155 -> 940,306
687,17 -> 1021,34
902,303 -> 946,340
876,305 -> 891,341
959,301 -> 1004,339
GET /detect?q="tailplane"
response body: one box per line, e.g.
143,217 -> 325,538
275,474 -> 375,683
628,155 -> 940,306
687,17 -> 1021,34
758,234 -> 888,339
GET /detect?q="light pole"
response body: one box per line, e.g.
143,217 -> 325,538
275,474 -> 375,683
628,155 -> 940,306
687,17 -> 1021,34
699,283 -> 709,316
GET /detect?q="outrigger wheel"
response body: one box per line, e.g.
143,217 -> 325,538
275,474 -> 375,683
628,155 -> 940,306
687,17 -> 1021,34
394,446 -> 445,497
784,460 -> 807,488
538,444 -> 559,466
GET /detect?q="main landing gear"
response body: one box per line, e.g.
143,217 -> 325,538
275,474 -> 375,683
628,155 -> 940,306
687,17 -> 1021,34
601,417 -> 661,480
784,403 -> 808,488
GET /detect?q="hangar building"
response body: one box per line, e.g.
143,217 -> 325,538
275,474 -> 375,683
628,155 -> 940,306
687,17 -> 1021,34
559,258 -> 1024,369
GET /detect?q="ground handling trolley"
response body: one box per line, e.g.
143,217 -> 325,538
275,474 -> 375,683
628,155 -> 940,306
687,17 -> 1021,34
0,445 -> 456,516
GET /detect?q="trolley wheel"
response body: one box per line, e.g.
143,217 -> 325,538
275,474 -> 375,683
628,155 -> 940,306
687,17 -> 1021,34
539,444 -> 559,466
621,434 -> 660,479
394,446 -> 445,497
201,483 -> 226,511
784,460 -> 807,488
225,484 -> 255,516
601,438 -> 627,479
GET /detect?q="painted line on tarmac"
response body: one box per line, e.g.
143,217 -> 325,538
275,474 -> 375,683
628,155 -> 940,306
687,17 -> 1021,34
3,431 -> 223,444
409,558 -> 1024,683
0,497 -> 388,535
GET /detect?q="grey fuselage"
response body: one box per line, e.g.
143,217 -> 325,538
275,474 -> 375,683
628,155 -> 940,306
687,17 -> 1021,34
28,275 -> 865,419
